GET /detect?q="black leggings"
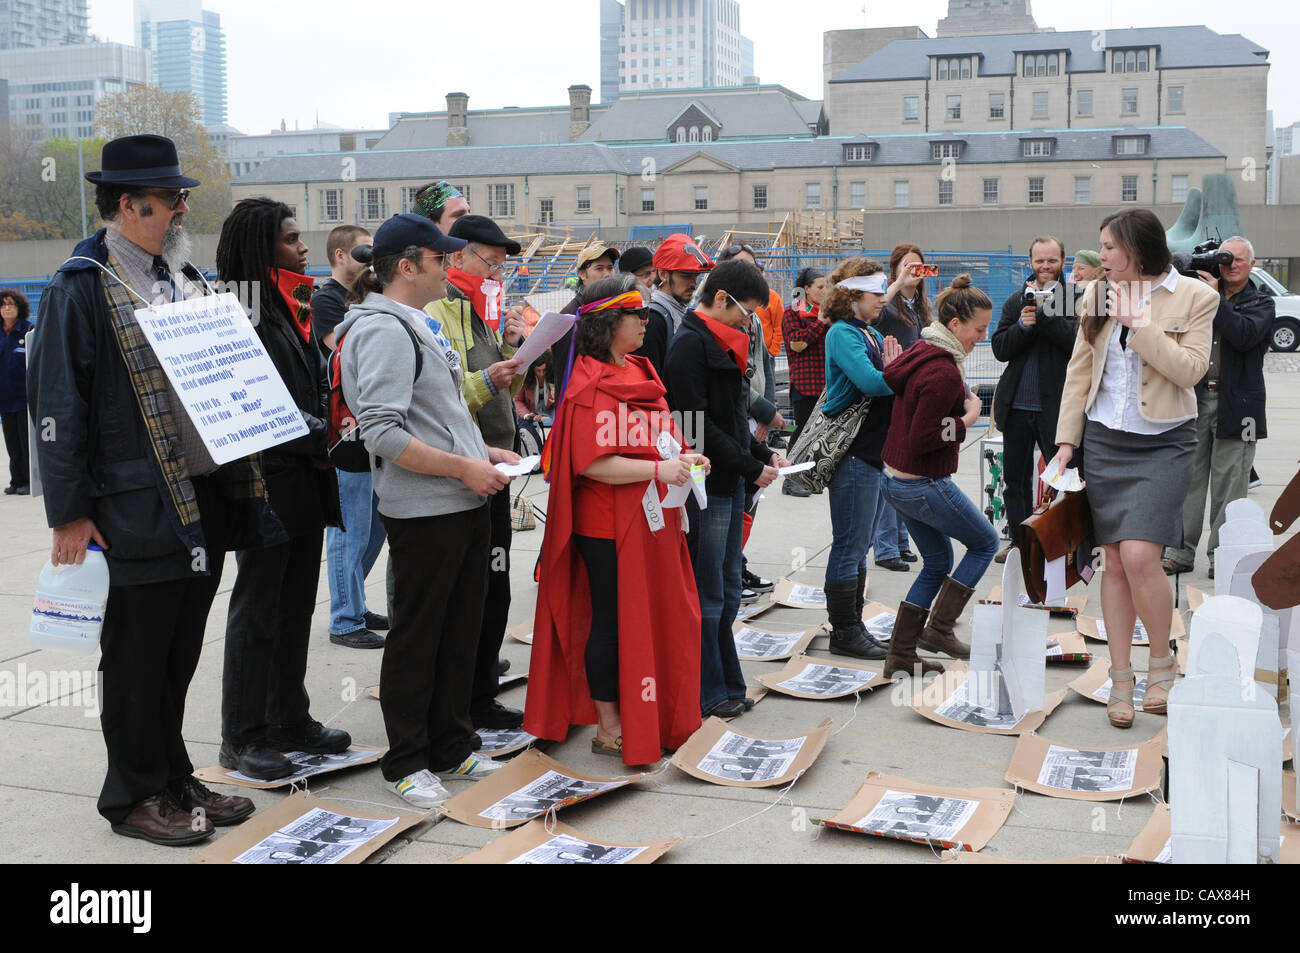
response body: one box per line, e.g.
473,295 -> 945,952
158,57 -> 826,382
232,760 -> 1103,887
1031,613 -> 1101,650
574,534 -> 619,703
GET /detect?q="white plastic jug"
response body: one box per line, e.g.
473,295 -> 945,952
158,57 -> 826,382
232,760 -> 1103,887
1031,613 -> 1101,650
30,544 -> 110,654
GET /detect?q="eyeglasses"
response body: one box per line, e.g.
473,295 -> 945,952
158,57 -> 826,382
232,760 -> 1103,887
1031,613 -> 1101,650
470,247 -> 506,275
727,293 -> 757,324
144,189 -> 190,210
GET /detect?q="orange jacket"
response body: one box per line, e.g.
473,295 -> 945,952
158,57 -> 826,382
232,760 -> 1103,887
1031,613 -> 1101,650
757,288 -> 783,356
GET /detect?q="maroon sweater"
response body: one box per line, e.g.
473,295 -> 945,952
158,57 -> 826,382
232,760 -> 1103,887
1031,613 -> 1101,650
881,341 -> 968,478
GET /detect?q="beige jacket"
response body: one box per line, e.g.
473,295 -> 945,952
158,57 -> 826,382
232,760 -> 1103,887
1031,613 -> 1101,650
1055,275 -> 1218,447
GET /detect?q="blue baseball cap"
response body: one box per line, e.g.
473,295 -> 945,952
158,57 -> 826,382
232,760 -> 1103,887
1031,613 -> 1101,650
355,213 -> 466,262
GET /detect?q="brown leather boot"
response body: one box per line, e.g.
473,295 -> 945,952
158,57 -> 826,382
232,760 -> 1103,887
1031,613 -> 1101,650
884,601 -> 945,678
918,577 -> 974,659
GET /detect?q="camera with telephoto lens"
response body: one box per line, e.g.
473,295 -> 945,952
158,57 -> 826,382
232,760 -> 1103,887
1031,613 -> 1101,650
1172,238 -> 1234,281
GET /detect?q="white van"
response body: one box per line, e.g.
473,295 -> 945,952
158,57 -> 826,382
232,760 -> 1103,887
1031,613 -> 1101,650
1249,268 -> 1299,352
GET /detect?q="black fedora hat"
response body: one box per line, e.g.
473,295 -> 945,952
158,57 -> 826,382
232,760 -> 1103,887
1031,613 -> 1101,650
84,134 -> 201,189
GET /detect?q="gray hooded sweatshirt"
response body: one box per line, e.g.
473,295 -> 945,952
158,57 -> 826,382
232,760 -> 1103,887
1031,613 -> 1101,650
337,291 -> 488,519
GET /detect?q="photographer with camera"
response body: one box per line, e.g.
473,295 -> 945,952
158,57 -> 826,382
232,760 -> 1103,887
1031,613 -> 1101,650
1162,236 -> 1273,578
990,236 -> 1080,563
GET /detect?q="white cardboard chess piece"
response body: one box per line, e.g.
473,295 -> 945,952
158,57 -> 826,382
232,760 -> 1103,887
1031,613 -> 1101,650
1187,595 -> 1263,682
968,547 -> 1047,721
1214,517 -> 1274,597
1224,498 -> 1267,526
1228,551 -> 1291,699
1169,626 -> 1281,864
1291,654 -> 1300,817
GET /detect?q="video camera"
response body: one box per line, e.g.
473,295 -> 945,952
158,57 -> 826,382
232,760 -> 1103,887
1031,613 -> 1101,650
1172,238 -> 1234,281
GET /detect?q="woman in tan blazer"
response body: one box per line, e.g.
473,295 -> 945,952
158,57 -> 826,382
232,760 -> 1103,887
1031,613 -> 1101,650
1050,208 -> 1217,729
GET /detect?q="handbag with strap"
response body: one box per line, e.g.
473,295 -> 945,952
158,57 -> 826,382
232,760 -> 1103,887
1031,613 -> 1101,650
1018,487 -> 1094,605
784,388 -> 871,493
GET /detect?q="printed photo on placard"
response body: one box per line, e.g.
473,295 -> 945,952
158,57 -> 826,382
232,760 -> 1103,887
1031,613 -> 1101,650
777,663 -> 875,696
224,746 -> 379,785
1036,745 -> 1138,793
695,730 -> 806,783
854,791 -> 980,842
507,833 -> 649,865
863,611 -> 895,642
733,626 -> 812,661
474,728 -> 537,755
233,808 -> 398,865
934,681 -> 1020,730
477,770 -> 625,822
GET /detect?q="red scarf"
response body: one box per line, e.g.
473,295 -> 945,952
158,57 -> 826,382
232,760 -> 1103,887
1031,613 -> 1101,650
697,311 -> 749,376
271,268 -> 314,343
447,267 -> 500,330
799,299 -> 820,319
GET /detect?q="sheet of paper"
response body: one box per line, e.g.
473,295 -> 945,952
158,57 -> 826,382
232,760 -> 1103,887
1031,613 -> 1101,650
778,461 -> 815,476
133,293 -> 309,464
1044,555 -> 1067,604
494,455 -> 539,477
510,311 -> 576,370
1039,459 -> 1085,492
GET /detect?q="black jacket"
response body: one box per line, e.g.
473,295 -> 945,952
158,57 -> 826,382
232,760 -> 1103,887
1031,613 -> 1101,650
310,277 -> 348,359
990,284 -> 1080,436
27,230 -> 284,585
250,294 -> 341,536
633,309 -> 669,379
663,310 -> 771,495
1202,280 -> 1273,440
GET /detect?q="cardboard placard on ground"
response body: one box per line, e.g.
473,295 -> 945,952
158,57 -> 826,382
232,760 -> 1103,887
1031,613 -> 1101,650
757,653 -> 888,699
817,771 -> 1014,851
732,621 -> 820,662
734,598 -> 776,622
1068,659 -> 1153,710
1005,732 -> 1163,802
772,577 -> 830,609
670,716 -> 832,788
194,745 -> 385,790
1076,612 -> 1185,644
986,585 -> 1086,617
941,851 -> 1122,864
1046,631 -> 1093,664
861,602 -> 897,641
506,622 -> 534,645
473,728 -> 538,758
1125,803 -> 1300,864
452,819 -> 680,864
191,791 -> 425,864
437,749 -> 645,829
909,664 -> 1067,735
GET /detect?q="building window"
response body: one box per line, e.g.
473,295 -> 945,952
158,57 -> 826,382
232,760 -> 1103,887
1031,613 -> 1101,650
358,188 -> 385,221
688,126 -> 699,142
844,144 -> 874,162
701,126 -> 712,142
538,198 -> 554,224
938,180 -> 953,205
641,188 -> 655,212
946,95 -> 961,120
489,183 -> 516,218
1035,54 -> 1047,77
983,178 -> 999,204
1028,177 -> 1045,204
1048,53 -> 1059,76
1074,177 -> 1091,204
849,181 -> 866,208
931,141 -> 962,160
752,185 -> 768,210
1168,86 -> 1184,112
893,181 -> 909,208
938,59 -> 947,81
989,93 -> 1005,119
676,126 -> 686,142
694,186 -> 708,210
1171,175 -> 1189,203
1115,135 -> 1146,155
1122,175 -> 1138,202
1122,88 -> 1138,115
576,186 -> 592,213
1031,91 -> 1048,119
1022,139 -> 1053,157
903,95 -> 919,121
1077,89 -> 1093,116
806,183 -> 821,209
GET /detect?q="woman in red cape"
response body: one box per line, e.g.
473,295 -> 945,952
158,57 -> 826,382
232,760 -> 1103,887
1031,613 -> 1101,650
526,276 -> 706,766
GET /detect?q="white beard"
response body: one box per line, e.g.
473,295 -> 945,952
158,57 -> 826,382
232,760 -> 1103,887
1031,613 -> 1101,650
160,219 -> 193,275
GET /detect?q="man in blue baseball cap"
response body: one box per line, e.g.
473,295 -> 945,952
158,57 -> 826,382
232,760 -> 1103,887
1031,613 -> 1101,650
335,214 -> 524,811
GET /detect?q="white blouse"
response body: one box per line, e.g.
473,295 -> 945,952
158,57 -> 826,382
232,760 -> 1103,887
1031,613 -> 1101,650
1085,270 -> 1195,436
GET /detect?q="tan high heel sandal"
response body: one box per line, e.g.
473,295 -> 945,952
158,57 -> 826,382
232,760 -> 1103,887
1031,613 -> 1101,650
1142,655 -> 1178,714
1107,666 -> 1135,729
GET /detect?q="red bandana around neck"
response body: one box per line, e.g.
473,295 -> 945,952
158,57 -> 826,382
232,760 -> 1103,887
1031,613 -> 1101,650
271,268 -> 315,343
447,267 -> 501,330
697,311 -> 749,375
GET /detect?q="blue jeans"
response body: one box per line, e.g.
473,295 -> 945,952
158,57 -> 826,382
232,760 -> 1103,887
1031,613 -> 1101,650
326,469 -> 387,634
687,477 -> 747,713
826,455 -> 883,584
881,473 -> 999,609
872,485 -> 910,560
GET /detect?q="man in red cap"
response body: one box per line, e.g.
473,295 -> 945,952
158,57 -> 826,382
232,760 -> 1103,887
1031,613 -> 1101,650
649,233 -> 714,341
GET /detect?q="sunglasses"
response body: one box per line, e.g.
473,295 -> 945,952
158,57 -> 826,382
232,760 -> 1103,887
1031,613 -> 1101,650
620,308 -> 649,321
724,244 -> 764,270
144,188 -> 191,210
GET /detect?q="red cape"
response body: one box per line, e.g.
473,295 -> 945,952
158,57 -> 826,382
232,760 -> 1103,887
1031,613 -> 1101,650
524,354 -> 702,764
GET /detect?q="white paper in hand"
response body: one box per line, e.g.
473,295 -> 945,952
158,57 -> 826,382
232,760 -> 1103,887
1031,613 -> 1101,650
494,455 -> 539,477
1040,459 -> 1085,492
778,461 -> 815,477
511,311 -> 576,370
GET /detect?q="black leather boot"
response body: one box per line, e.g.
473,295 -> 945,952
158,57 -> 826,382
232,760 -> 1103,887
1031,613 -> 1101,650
826,580 -> 887,660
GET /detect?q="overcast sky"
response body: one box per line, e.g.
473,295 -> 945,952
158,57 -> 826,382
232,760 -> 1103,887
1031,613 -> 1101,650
87,0 -> 1298,133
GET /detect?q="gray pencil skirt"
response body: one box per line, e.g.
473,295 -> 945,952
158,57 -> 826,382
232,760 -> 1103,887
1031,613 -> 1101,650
1081,417 -> 1197,547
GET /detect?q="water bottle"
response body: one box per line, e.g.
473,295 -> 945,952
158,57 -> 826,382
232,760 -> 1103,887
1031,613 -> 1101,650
30,545 -> 110,654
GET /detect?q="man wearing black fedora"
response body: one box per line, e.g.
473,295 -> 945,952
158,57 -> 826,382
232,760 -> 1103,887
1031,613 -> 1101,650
28,134 -> 281,845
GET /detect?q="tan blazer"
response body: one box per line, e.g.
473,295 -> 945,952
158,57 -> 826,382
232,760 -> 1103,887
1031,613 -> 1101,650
1055,275 -> 1217,447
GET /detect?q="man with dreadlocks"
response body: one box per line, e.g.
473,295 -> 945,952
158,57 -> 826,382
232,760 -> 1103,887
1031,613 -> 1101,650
28,135 -> 280,844
215,197 -> 349,781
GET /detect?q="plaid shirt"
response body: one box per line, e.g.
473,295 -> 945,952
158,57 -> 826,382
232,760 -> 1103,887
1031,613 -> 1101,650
781,304 -> 829,397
